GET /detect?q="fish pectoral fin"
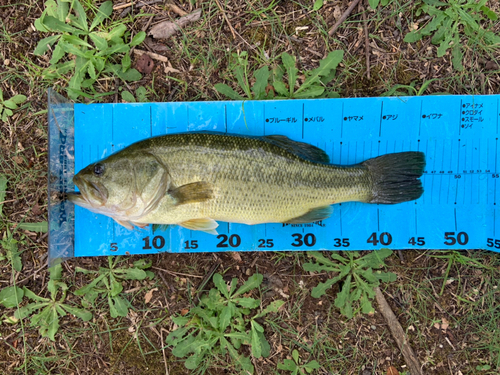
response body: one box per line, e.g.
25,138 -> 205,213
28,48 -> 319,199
152,224 -> 170,233
262,135 -> 330,163
284,205 -> 333,224
131,221 -> 149,229
113,219 -> 135,230
170,181 -> 214,206
179,218 -> 219,235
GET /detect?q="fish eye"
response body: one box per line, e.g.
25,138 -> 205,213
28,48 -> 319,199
94,164 -> 105,176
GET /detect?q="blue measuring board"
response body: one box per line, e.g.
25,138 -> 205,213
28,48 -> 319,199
70,96 -> 500,258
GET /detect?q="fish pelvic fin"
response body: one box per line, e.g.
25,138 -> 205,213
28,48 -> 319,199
179,218 -> 219,235
170,181 -> 214,206
363,151 -> 425,204
284,205 -> 333,224
113,219 -> 135,230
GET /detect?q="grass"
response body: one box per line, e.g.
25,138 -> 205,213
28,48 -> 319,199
0,0 -> 499,374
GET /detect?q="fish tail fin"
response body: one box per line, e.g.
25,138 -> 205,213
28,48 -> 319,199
363,151 -> 425,204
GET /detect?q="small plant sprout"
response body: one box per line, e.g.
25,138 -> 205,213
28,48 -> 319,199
14,264 -> 92,341
303,249 -> 397,318
74,256 -> 154,318
0,89 -> 27,122
166,272 -> 285,374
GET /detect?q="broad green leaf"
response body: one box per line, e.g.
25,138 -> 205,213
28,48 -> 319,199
191,306 -> 218,329
3,100 -> 18,110
121,53 -> 131,72
360,248 -> 392,268
55,0 -> 69,21
184,352 -> 204,369
225,332 -> 250,342
130,31 -> 146,47
136,86 -> 148,102
90,1 -> 113,31
18,222 -> 48,233
115,67 -> 142,81
219,302 -> 234,331
109,295 -> 129,317
250,321 -> 262,358
313,0 -> 324,11
281,53 -> 298,96
437,34 -> 453,57
292,349 -> 299,364
121,91 -> 136,103
172,333 -> 197,357
304,360 -> 321,372
253,299 -> 285,319
422,0 -> 447,5
0,286 -> 24,308
107,24 -> 127,41
334,274 -> 353,318
214,83 -> 244,100
368,0 -> 379,9
33,35 -> 61,55
458,8 -> 479,31
273,81 -> 288,97
116,267 -> 147,280
24,287 -> 49,302
88,60 -> 97,79
59,41 -> 87,58
233,64 -> 251,99
74,274 -> 107,295
278,359 -> 297,371
293,85 -> 324,99
46,307 -> 60,341
42,16 -> 83,35
62,304 -> 93,321
234,297 -> 260,309
172,316 -> 189,326
311,273 -> 344,298
89,32 -> 108,50
133,258 -> 152,269
404,30 -> 423,43
256,330 -> 270,358
360,294 -> 374,314
233,273 -> 263,297
49,263 -> 62,281
72,0 -> 88,32
62,34 -> 92,48
480,6 -> 498,21
451,41 -> 463,71
15,302 -> 47,319
252,66 -> 270,99
49,42 -> 65,65
213,273 -> 230,298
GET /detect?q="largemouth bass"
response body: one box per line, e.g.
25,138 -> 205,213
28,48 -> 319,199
68,132 -> 425,234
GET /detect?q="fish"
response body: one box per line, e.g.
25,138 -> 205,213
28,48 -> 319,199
68,132 -> 425,234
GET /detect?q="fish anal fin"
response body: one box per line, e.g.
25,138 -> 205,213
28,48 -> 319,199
179,218 -> 219,235
284,205 -> 333,224
263,135 -> 330,163
170,181 -> 213,206
131,221 -> 149,229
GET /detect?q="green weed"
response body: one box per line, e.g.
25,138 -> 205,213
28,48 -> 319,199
277,349 -> 321,374
74,256 -> 154,318
381,78 -> 445,96
166,272 -> 285,374
215,50 -> 343,100
404,0 -> 499,71
33,0 -> 144,100
303,249 -> 396,318
0,228 -> 23,272
13,264 -> 92,341
121,86 -> 150,103
0,89 -> 26,122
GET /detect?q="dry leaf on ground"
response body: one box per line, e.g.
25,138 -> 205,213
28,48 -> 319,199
144,288 -> 158,304
386,366 -> 399,375
149,9 -> 202,39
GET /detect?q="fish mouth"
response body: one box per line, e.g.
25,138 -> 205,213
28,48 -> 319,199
70,175 -> 108,208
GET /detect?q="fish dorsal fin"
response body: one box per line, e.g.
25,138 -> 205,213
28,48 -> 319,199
262,135 -> 330,163
170,181 -> 214,206
179,218 -> 219,235
284,205 -> 333,224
